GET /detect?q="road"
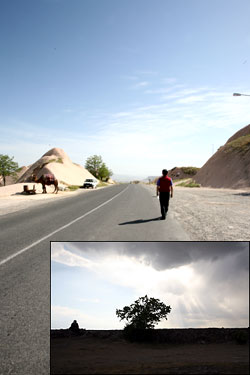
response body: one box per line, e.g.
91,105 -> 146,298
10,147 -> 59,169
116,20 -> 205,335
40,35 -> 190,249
0,183 -> 189,375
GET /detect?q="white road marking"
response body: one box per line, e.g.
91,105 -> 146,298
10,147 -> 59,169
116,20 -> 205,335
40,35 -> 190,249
0,185 -> 129,266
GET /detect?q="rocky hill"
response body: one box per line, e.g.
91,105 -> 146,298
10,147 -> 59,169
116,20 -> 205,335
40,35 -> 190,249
194,124 -> 250,189
147,167 -> 199,183
168,166 -> 200,180
17,148 -> 96,186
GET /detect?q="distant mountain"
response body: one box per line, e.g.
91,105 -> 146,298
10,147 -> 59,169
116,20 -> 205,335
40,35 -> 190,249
194,124 -> 250,189
112,174 -> 146,182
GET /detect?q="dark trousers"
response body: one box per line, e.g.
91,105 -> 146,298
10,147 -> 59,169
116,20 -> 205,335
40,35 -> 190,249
159,192 -> 170,218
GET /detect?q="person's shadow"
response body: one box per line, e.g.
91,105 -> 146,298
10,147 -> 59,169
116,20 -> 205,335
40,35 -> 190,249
119,217 -> 161,225
233,192 -> 250,197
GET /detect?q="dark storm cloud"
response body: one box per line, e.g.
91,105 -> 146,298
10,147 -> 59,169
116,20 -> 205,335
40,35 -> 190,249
69,241 -> 249,271
126,242 -> 249,271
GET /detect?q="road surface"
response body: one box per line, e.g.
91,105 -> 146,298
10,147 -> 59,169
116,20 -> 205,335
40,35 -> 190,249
0,183 -> 189,375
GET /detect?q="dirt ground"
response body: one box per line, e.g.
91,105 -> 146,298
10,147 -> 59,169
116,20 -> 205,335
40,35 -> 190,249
51,336 -> 249,374
0,183 -> 98,216
171,186 -> 250,241
144,184 -> 250,241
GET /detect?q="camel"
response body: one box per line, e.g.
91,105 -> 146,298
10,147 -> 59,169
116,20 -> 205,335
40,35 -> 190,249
32,173 -> 59,194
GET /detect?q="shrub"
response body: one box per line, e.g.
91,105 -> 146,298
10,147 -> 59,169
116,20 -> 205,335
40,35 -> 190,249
177,180 -> 200,187
224,134 -> 250,154
67,185 -> 80,191
180,167 -> 200,175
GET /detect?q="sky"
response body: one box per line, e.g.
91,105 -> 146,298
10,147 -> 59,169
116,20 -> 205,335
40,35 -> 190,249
1,0 -> 250,178
51,242 -> 249,329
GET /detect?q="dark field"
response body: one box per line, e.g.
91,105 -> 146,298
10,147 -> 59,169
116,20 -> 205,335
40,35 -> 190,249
51,329 -> 249,374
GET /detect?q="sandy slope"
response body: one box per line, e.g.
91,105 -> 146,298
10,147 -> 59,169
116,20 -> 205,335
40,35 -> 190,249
17,147 -> 96,185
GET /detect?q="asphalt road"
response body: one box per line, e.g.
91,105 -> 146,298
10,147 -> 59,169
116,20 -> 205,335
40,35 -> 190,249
0,183 -> 189,374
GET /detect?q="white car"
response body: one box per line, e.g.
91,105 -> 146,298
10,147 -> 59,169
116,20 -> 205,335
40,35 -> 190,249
83,178 -> 98,189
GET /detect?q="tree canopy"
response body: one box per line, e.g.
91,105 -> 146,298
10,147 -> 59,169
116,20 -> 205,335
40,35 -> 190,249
85,155 -> 113,181
0,154 -> 19,186
116,295 -> 171,330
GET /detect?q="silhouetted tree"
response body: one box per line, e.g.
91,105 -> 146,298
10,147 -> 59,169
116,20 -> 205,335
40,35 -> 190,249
116,295 -> 171,330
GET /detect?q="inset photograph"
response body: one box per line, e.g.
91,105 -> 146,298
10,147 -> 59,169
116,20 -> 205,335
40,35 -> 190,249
51,242 -> 249,374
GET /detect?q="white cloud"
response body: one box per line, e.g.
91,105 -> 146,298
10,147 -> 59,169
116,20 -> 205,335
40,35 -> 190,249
51,243 -> 96,269
177,95 -> 206,104
112,111 -> 132,118
3,80 -> 250,175
132,81 -> 150,89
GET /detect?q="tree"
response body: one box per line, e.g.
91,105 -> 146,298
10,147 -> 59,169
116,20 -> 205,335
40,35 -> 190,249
0,154 -> 19,186
98,162 -> 113,181
85,155 -> 113,180
116,295 -> 171,330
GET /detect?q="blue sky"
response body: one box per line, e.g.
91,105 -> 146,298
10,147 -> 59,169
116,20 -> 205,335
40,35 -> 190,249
1,0 -> 250,177
51,242 -> 249,329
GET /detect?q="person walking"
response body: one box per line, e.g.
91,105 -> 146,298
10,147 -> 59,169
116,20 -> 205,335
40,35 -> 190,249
156,169 -> 173,220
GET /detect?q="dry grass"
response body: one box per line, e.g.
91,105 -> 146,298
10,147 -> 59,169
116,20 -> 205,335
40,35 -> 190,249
224,134 -> 250,154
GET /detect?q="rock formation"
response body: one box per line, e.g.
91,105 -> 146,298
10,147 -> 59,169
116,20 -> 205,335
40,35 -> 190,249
17,148 -> 96,186
69,320 -> 80,333
194,124 -> 250,189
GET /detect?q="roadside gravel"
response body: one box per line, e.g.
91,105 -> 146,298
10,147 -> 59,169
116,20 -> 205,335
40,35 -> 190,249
145,184 -> 250,241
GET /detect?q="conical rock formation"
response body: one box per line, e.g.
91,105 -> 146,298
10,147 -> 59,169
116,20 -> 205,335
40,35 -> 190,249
17,147 -> 96,186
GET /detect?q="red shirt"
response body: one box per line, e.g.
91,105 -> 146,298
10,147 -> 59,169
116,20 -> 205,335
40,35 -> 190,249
157,176 -> 173,192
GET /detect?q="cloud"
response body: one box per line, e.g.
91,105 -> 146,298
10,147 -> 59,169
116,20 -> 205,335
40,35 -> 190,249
65,241 -> 248,271
51,242 -> 96,268
4,79 -> 250,174
112,111 -> 132,118
132,81 -> 149,89
51,242 -> 249,328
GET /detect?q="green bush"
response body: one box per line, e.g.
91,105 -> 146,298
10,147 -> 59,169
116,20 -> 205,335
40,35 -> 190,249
67,185 -> 80,191
178,180 -> 200,187
180,167 -> 200,175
